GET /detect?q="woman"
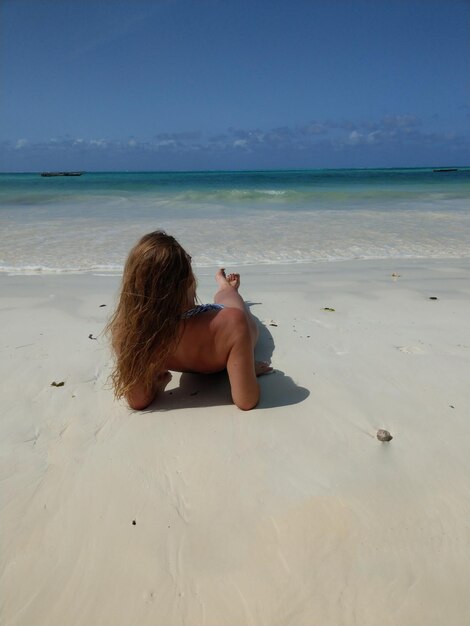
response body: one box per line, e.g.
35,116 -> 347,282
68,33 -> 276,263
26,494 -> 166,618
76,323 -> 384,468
107,231 -> 272,410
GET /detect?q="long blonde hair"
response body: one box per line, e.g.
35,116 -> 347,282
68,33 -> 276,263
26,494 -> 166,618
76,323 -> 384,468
107,231 -> 194,399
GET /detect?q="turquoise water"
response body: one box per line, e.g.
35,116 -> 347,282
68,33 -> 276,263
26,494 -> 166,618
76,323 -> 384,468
1,168 -> 469,273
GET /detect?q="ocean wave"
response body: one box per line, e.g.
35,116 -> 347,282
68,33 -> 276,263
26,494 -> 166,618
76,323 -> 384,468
3,186 -> 470,213
0,263 -> 124,276
2,248 -> 470,276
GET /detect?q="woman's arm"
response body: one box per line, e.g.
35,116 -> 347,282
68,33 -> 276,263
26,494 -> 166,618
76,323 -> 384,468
225,312 -> 260,410
126,371 -> 172,410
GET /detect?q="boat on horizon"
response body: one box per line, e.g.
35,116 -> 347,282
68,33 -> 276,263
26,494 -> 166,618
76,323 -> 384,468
40,171 -> 84,177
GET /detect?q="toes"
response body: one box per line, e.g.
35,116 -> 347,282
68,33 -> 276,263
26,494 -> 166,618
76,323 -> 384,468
255,361 -> 273,376
215,269 -> 228,284
226,272 -> 240,287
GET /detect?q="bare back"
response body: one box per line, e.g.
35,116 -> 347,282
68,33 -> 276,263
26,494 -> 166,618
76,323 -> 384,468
166,308 -> 239,374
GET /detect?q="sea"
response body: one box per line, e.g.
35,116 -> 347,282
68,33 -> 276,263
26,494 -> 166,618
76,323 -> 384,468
0,168 -> 469,275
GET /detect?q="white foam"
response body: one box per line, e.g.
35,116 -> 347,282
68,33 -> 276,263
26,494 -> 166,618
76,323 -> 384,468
0,264 -> 124,276
2,198 -> 470,275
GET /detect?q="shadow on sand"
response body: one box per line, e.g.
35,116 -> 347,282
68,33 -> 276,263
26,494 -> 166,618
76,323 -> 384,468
146,304 -> 309,412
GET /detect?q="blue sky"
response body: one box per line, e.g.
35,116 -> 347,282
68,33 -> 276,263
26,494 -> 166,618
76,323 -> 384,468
1,0 -> 469,171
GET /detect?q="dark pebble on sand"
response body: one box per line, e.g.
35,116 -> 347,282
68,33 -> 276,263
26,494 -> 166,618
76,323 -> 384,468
429,297 -> 438,300
323,307 -> 335,312
51,381 -> 65,387
450,405 -> 455,409
88,334 -> 97,340
377,429 -> 393,442
99,304 -> 106,307
132,520 -> 136,525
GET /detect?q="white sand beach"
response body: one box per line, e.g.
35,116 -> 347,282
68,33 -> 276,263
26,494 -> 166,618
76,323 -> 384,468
1,258 -> 470,626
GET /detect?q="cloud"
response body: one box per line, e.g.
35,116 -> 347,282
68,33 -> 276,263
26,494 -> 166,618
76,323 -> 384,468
382,114 -> 418,128
300,122 -> 327,135
343,129 -> 384,146
156,139 -> 177,148
233,139 -> 249,149
154,131 -> 202,142
89,139 -> 108,148
2,114 -> 468,170
348,130 -> 362,145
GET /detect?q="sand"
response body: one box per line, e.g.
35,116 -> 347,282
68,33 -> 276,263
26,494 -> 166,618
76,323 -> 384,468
1,259 -> 469,626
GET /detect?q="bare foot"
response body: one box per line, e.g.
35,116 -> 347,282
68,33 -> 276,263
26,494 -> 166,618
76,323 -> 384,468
215,268 -> 240,290
255,361 -> 273,376
155,370 -> 172,392
226,273 -> 240,290
215,268 -> 229,289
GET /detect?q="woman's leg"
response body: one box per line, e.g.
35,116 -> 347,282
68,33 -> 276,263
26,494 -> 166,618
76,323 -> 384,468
214,269 -> 272,377
213,269 -> 259,345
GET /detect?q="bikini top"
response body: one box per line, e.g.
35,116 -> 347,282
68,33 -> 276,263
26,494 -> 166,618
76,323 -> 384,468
181,303 -> 225,319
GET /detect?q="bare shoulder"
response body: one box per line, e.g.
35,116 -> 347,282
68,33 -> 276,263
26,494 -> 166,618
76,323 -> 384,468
216,306 -> 247,323
213,306 -> 251,338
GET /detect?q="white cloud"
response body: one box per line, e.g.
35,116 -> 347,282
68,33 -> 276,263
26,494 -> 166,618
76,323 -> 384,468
89,139 -> 107,148
3,114 -> 467,168
155,131 -> 201,142
302,122 -> 326,135
156,139 -> 177,148
348,130 -> 362,145
382,114 -> 418,128
366,131 -> 381,144
233,139 -> 248,148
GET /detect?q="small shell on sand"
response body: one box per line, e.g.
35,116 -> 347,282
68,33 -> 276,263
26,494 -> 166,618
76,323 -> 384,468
377,429 -> 393,442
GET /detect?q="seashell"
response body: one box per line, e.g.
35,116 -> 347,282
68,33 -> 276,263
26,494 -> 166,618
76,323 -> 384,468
377,429 -> 393,442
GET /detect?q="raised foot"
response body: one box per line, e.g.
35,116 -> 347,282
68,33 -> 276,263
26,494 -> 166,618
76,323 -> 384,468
255,361 -> 273,377
227,273 -> 240,290
215,268 -> 240,290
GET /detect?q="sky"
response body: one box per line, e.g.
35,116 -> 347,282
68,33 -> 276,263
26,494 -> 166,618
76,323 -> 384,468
0,0 -> 469,171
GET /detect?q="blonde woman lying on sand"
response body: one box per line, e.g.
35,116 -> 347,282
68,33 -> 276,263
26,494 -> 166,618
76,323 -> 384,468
108,231 -> 272,411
